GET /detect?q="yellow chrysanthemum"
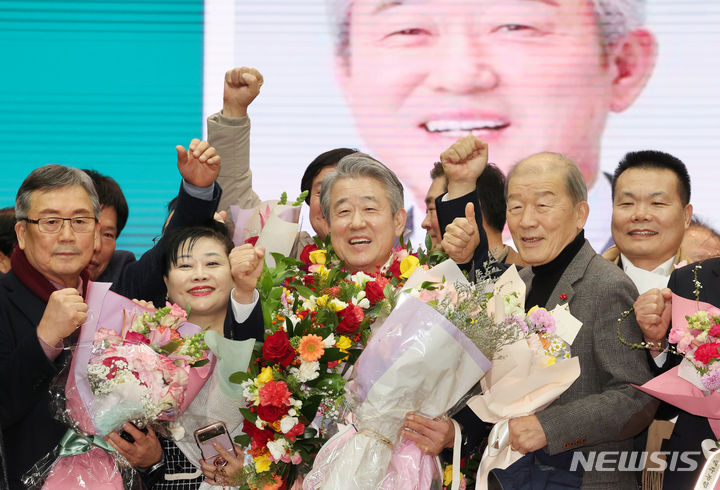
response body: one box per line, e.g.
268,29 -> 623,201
298,334 -> 325,362
400,255 -> 420,279
443,465 -> 453,486
336,336 -> 352,353
256,366 -> 274,385
254,455 -> 272,473
316,295 -> 329,307
308,249 -> 327,265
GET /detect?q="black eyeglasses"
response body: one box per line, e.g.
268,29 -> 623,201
20,216 -> 97,234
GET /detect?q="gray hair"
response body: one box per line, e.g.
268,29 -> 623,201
320,152 -> 404,222
15,164 -> 101,220
326,0 -> 646,58
505,152 -> 588,206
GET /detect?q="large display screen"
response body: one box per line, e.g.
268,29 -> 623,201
203,0 -> 720,251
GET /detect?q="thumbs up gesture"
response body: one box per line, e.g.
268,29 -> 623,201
441,202 -> 481,265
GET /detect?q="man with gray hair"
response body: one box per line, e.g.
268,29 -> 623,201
0,165 -> 101,488
325,0 -> 656,250
319,152 -> 409,274
406,151 -> 657,488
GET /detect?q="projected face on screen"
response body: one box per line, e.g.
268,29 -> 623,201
332,0 -> 656,212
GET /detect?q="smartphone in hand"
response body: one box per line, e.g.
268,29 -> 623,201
194,422 -> 235,466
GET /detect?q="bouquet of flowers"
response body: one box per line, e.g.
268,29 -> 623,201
228,237 -> 442,489
23,282 -> 212,489
230,191 -> 307,266
465,266 -> 581,490
303,262 -> 522,490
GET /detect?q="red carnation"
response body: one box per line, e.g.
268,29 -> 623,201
337,303 -> 364,335
303,274 -> 315,286
259,380 -> 292,407
245,236 -> 259,246
284,422 -> 305,442
695,342 -> 720,364
242,419 -> 274,450
710,324 -> 720,338
262,331 -> 296,367
257,404 -> 289,424
300,243 -> 319,266
388,260 -> 402,279
364,280 -> 385,305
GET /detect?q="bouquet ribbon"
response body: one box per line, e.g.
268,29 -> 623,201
57,429 -> 115,457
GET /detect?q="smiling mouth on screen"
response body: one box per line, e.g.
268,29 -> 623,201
421,119 -> 510,138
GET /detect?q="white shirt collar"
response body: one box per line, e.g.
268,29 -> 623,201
620,253 -> 675,294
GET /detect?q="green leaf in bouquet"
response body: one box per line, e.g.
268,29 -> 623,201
279,191 -> 288,205
345,348 -> 362,366
229,370 -> 254,385
239,407 -> 257,424
316,308 -> 338,329
155,339 -> 182,355
314,373 -> 345,393
285,316 -> 295,338
424,232 -> 433,253
234,433 -> 251,447
309,326 -> 331,339
319,347 -> 347,363
299,394 -> 323,422
190,358 -> 210,368
294,315 -> 312,337
293,284 -> 316,301
303,426 -> 318,439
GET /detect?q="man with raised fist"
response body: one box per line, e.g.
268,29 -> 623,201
0,165 -> 100,489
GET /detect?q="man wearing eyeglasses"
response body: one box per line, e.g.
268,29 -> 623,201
0,165 -> 101,489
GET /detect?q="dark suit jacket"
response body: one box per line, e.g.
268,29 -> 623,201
0,271 -> 68,490
99,182 -> 221,305
522,240 -> 656,489
658,258 -> 720,490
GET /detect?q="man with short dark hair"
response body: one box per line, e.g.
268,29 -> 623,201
82,140 -> 222,305
604,150 -> 693,296
420,162 -> 446,248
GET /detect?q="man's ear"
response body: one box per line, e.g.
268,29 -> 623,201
394,208 -> 408,238
14,221 -> 26,250
683,203 -> 693,228
608,28 -> 657,113
575,201 -> 590,231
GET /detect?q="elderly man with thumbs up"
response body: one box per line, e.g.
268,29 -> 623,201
404,137 -> 657,489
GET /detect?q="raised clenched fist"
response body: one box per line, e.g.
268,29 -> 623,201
230,244 -> 266,303
37,288 -> 89,346
223,67 -> 264,117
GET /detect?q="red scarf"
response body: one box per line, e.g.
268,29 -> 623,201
10,248 -> 90,301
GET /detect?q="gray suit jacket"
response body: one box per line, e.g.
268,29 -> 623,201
521,240 -> 657,489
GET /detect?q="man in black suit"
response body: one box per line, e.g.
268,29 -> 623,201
635,259 -> 720,489
84,139 -> 222,305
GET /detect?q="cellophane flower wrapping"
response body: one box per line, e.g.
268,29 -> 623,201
23,282 -> 213,489
303,293 -> 492,490
466,299 -> 581,490
635,293 -> 720,438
